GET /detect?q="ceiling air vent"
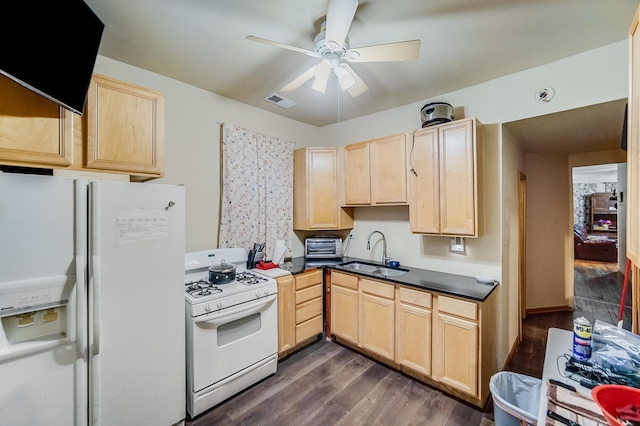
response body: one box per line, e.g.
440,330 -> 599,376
263,93 -> 297,109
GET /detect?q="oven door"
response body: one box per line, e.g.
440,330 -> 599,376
189,294 -> 277,393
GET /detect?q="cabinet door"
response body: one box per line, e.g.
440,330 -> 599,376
370,134 -> 408,204
409,128 -> 440,233
397,302 -> 432,376
277,275 -> 295,355
359,279 -> 395,360
343,142 -> 371,205
0,74 -> 74,167
331,284 -> 359,344
293,148 -> 353,230
630,5 -> 640,264
439,120 -> 477,236
84,74 -> 164,176
433,311 -> 478,396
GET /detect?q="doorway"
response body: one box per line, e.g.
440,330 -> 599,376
572,164 -> 631,329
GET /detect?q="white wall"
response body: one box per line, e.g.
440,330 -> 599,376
501,125 -> 526,361
525,153 -> 573,309
93,56 -> 322,252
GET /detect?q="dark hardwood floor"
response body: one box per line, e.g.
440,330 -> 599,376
185,261 -> 631,426
573,259 -> 632,330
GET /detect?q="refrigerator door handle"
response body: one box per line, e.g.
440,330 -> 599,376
92,254 -> 101,355
194,294 -> 276,325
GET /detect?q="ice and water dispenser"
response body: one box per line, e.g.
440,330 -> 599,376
0,276 -> 74,361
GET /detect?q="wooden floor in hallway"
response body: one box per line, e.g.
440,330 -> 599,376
573,259 -> 632,330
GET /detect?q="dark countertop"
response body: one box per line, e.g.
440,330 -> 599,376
279,256 -> 498,302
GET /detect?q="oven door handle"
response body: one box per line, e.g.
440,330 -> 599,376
194,294 -> 277,325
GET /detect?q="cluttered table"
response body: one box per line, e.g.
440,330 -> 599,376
540,326 -> 640,426
539,328 -> 603,425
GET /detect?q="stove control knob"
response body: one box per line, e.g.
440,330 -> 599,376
205,303 -> 212,312
263,288 -> 270,296
217,301 -> 224,309
255,290 -> 261,298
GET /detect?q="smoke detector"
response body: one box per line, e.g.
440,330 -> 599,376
534,86 -> 555,103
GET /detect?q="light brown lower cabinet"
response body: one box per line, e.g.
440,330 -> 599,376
277,269 -> 324,358
277,275 -> 295,355
359,279 -> 395,360
396,287 -> 432,376
330,271 -> 359,344
330,269 -> 497,407
432,298 -> 479,396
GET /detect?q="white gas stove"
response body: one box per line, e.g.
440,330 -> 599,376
184,248 -> 278,418
184,248 -> 277,316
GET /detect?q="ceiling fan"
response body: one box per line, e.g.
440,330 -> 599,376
246,0 -> 421,98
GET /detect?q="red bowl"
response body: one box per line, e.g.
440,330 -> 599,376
592,384 -> 640,426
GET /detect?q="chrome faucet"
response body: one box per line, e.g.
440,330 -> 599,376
367,230 -> 390,265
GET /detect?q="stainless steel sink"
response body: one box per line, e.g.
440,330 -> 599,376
340,262 -> 378,273
339,261 -> 408,277
373,267 -> 407,277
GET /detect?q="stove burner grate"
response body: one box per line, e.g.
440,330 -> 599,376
185,279 -> 223,298
236,272 -> 269,286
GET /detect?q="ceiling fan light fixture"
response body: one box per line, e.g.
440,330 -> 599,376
335,65 -> 355,90
311,59 -> 331,93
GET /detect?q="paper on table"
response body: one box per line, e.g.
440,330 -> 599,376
272,240 -> 286,265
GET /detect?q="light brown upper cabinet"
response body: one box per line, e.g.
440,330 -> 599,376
293,147 -> 354,230
409,118 -> 482,237
343,133 -> 408,206
83,74 -> 164,178
0,74 -> 74,168
0,73 -> 165,180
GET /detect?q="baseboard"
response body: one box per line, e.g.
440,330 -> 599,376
526,305 -> 572,315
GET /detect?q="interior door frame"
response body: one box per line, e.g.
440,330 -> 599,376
518,171 -> 527,340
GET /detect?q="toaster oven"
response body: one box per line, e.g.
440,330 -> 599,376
305,237 -> 343,259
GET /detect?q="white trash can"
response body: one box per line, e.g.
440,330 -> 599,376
489,371 -> 542,426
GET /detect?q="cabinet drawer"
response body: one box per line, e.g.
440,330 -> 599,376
296,315 -> 323,344
296,296 -> 323,324
296,283 -> 322,304
399,287 -> 432,309
295,269 -> 322,290
361,279 -> 395,299
438,295 -> 477,320
332,271 -> 359,290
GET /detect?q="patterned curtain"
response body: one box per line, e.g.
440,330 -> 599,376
219,123 -> 294,261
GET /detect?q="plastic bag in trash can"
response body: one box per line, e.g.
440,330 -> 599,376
490,371 -> 541,426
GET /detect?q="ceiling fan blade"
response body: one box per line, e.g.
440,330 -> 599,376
325,0 -> 358,52
281,64 -> 317,92
346,39 -> 421,62
246,35 -> 320,57
342,64 -> 369,97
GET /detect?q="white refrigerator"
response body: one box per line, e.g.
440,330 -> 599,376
0,173 -> 186,426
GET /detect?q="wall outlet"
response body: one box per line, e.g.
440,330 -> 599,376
450,237 -> 465,253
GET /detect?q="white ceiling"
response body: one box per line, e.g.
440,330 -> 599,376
85,0 -> 638,153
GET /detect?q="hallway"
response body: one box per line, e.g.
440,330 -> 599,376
573,259 -> 632,330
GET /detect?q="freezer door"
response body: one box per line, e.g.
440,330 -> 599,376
0,173 -> 86,426
88,180 -> 185,426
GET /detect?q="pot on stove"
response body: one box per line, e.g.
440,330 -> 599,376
208,261 -> 236,284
